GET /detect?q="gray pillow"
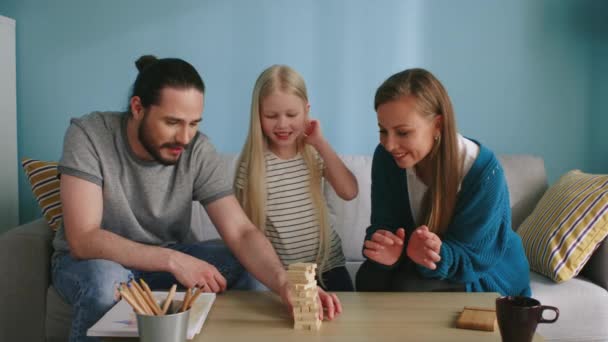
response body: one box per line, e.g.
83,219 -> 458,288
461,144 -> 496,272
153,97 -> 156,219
581,238 -> 607,290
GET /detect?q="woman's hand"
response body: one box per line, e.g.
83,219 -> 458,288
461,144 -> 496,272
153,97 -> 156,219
406,225 -> 442,270
363,228 -> 406,266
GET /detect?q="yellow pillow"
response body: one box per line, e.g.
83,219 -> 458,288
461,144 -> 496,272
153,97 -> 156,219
21,159 -> 62,231
517,170 -> 608,282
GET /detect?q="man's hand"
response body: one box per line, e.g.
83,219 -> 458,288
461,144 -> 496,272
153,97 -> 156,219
363,228 -> 406,266
406,225 -> 442,270
168,251 -> 227,292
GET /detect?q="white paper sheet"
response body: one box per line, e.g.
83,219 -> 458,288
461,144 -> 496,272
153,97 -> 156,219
87,291 -> 215,339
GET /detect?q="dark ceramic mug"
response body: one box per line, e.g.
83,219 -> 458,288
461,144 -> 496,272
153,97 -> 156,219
496,296 -> 559,342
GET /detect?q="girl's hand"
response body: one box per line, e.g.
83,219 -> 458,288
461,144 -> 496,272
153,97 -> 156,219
277,279 -> 342,321
363,228 -> 406,266
303,119 -> 325,149
406,225 -> 442,270
317,287 -> 342,320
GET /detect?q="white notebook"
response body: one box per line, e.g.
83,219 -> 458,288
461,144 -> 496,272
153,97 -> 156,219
87,291 -> 215,339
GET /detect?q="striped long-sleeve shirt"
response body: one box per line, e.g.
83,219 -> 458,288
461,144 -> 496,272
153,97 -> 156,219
236,151 -> 346,273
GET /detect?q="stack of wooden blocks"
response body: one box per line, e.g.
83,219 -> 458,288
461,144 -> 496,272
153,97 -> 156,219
287,262 -> 321,331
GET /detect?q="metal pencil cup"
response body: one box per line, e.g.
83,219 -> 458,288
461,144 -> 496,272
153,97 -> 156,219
136,300 -> 190,342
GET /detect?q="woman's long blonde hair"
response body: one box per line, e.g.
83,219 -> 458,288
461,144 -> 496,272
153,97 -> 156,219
374,68 -> 460,236
235,65 -> 332,274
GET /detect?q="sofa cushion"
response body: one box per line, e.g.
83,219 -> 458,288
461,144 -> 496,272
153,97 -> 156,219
530,272 -> 608,341
325,155 -> 371,262
517,170 -> 608,283
499,155 -> 548,230
0,219 -> 53,342
21,159 -> 62,231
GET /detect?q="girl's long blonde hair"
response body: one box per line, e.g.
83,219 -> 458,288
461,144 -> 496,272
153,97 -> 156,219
235,65 -> 332,274
374,68 -> 460,236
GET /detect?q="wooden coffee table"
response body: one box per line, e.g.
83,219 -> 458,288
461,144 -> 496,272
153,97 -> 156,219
191,291 -> 543,341
107,291 -> 543,341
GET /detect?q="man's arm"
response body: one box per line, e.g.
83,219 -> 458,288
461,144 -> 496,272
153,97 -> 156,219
62,174 -> 227,291
204,194 -> 287,292
62,174 -> 173,269
205,194 -> 342,320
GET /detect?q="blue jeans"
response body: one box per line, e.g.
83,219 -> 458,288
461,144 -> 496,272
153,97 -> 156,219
51,239 -> 256,342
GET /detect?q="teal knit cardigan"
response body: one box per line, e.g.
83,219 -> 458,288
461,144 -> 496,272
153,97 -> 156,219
365,142 -> 531,296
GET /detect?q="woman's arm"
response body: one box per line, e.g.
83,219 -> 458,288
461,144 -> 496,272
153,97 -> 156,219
362,145 -> 414,267
417,160 -> 513,283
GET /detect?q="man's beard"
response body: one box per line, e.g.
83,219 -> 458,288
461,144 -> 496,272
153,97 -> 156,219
138,116 -> 189,166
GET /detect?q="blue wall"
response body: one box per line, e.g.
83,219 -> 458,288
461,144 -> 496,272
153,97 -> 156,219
588,1 -> 608,174
0,0 -> 603,224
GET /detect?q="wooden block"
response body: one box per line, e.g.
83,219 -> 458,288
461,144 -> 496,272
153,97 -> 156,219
297,303 -> 318,313
287,269 -> 314,275
294,289 -> 316,298
308,303 -> 319,311
287,268 -> 315,276
455,306 -> 497,332
287,268 -> 315,274
288,288 -> 317,306
294,322 -> 310,330
287,272 -> 315,283
289,262 -> 317,271
294,313 -> 317,320
294,318 -> 321,331
290,281 -> 317,291
291,297 -> 316,306
314,319 -> 322,331
294,312 -> 318,321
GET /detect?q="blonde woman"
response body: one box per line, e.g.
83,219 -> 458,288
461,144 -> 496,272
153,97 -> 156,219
356,68 -> 531,296
235,65 -> 358,291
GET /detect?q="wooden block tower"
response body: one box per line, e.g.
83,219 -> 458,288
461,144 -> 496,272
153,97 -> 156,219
287,262 -> 321,331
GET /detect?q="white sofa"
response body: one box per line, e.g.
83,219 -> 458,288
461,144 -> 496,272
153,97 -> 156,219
1,154 -> 606,341
193,154 -> 608,342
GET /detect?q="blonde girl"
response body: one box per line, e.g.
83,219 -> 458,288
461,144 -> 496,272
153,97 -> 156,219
235,65 -> 358,291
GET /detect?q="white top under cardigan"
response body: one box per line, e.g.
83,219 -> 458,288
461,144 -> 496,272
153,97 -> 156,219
407,134 -> 480,226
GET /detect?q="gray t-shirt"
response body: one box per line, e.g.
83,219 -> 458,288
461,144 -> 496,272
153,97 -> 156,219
52,111 -> 232,254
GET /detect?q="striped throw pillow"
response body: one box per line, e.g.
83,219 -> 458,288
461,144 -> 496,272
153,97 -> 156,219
22,159 -> 62,231
517,170 -> 608,282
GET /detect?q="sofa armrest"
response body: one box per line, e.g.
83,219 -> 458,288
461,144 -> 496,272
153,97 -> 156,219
0,219 -> 53,342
